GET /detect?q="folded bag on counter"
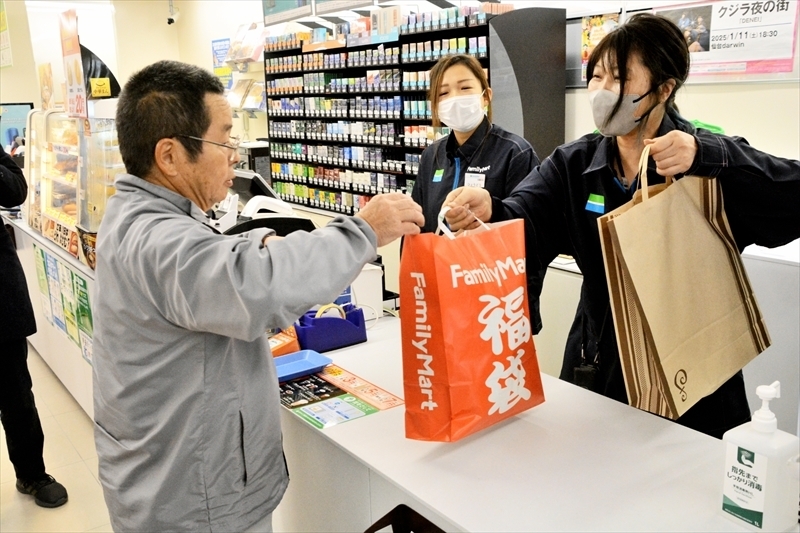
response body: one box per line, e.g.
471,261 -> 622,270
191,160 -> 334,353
400,215 -> 545,442
598,144 -> 770,420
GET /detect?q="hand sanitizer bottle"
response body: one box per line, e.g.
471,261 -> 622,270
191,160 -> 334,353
721,381 -> 800,531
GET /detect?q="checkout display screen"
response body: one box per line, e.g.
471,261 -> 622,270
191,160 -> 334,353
229,171 -> 279,206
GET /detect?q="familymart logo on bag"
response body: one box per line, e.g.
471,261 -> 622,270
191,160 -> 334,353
410,272 -> 438,412
450,256 -> 526,288
478,286 -> 532,415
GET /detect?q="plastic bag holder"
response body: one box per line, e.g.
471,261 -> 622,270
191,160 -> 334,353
295,303 -> 367,353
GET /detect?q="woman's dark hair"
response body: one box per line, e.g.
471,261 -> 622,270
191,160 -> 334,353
586,13 -> 690,124
116,60 -> 225,178
428,54 -> 491,127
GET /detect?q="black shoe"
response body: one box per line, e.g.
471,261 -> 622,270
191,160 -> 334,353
16,475 -> 68,508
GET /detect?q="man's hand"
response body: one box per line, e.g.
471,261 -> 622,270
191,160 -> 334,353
260,235 -> 284,246
443,187 -> 492,231
356,193 -> 424,247
644,130 -> 697,176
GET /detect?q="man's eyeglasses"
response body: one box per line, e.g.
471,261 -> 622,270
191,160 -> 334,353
176,135 -> 241,162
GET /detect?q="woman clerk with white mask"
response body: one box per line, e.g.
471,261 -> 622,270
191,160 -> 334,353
412,54 -> 539,233
410,54 -> 546,333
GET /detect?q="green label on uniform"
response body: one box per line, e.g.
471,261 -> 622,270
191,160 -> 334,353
433,169 -> 444,182
586,193 -> 605,214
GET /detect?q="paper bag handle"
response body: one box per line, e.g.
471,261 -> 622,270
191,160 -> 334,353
638,144 -> 674,202
437,206 -> 490,240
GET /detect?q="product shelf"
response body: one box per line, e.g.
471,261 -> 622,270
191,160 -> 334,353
43,171 -> 78,186
301,38 -> 347,53
265,17 -> 494,218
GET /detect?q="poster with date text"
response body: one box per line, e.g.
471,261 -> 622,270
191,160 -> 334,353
657,0 -> 799,76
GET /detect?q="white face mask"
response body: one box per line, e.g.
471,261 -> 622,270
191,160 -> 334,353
588,88 -> 650,137
437,91 -> 486,133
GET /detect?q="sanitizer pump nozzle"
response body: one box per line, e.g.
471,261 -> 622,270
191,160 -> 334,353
752,380 -> 780,433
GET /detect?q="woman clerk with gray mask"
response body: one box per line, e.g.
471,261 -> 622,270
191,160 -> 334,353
411,53 -> 546,333
443,13 -> 800,439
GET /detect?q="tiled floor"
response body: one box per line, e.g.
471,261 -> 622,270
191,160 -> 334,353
0,343 -> 112,532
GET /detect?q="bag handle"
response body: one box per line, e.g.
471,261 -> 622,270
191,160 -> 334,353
638,144 -> 674,202
436,206 -> 490,240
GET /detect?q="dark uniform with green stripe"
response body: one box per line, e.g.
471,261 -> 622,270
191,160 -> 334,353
489,109 -> 800,438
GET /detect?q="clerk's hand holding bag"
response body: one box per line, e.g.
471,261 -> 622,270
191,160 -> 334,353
598,144 -> 770,420
399,209 -> 545,442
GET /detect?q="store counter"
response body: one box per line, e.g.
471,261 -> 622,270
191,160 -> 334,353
7,216 -> 96,417
7,214 -> 796,531
274,317 -> 758,533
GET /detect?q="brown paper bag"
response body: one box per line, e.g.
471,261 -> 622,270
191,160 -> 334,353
598,145 -> 770,419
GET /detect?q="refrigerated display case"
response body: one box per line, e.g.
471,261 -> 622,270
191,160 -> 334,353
25,100 -> 123,268
81,99 -> 121,233
77,99 -> 122,269
40,109 -> 81,258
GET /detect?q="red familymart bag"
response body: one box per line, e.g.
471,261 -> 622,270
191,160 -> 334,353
400,217 -> 545,442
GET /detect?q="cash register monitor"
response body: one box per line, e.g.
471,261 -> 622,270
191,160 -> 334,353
230,169 -> 279,206
225,169 -> 316,237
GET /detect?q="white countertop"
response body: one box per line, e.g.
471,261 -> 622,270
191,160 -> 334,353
743,239 -> 800,266
544,238 -> 800,275
548,254 -> 582,274
309,318 -> 757,532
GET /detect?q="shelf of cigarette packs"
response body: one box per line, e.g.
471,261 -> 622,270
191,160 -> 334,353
265,41 -> 403,95
263,16 -> 494,213
399,13 -> 490,65
269,120 -> 403,147
398,10 -> 492,37
270,159 -> 407,216
265,41 -> 400,74
267,96 -> 437,142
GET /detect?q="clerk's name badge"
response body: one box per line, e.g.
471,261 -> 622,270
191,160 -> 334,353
464,172 -> 485,188
432,169 -> 444,182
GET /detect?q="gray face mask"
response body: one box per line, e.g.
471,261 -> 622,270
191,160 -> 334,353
588,88 -> 650,137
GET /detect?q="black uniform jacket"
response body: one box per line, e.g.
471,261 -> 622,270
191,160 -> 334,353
0,146 -> 37,340
492,110 -> 800,438
411,118 -> 548,332
412,117 -> 539,233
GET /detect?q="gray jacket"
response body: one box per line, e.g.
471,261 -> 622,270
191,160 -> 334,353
93,174 -> 377,532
